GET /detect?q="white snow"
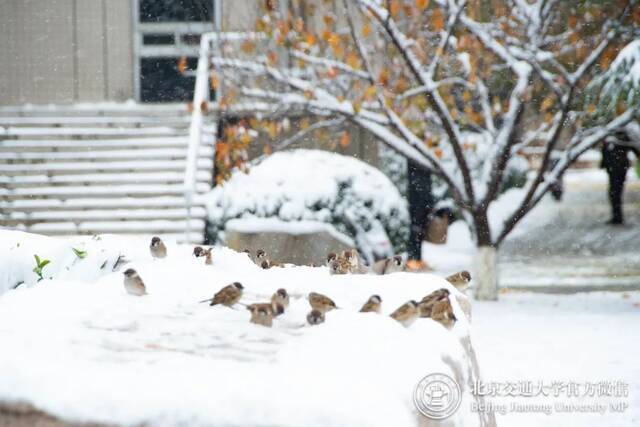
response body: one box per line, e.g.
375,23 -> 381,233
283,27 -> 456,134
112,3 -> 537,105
0,230 -> 482,427
205,149 -> 409,261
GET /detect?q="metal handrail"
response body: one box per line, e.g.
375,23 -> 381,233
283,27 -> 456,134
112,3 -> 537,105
184,33 -> 212,242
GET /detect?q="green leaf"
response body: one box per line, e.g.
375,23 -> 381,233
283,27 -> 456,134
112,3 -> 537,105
40,259 -> 50,268
72,247 -> 87,259
34,254 -> 41,265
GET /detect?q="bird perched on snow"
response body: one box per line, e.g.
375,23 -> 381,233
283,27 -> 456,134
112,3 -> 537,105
359,295 -> 382,313
193,246 -> 204,257
445,271 -> 471,292
307,309 -> 325,326
390,300 -> 420,326
201,282 -> 244,307
123,268 -> 147,296
430,298 -> 457,329
255,249 -> 270,268
271,288 -> 289,310
149,236 -> 167,259
326,252 -> 337,266
203,248 -> 213,265
247,303 -> 284,327
370,255 -> 405,275
418,289 -> 450,318
329,249 -> 368,274
308,292 -> 337,313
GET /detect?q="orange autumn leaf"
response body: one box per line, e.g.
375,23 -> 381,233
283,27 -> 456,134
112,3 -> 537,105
431,8 -> 444,31
568,15 -> 578,29
378,69 -> 390,86
362,23 -> 371,38
177,56 -> 187,74
241,39 -> 256,54
389,0 -> 401,17
210,72 -> 220,90
339,131 -> 350,147
540,96 -> 554,112
434,147 -> 443,158
416,0 -> 430,10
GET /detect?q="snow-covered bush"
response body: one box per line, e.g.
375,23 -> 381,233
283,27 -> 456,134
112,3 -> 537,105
205,149 -> 409,260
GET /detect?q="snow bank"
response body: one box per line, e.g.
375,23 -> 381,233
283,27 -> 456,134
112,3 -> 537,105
0,231 -> 486,427
205,149 -> 410,262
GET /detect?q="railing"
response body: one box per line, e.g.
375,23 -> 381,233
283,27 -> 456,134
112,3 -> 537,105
184,31 -> 268,242
184,32 -> 213,242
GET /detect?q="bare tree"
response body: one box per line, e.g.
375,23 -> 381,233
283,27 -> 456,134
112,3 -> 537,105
209,0 -> 638,299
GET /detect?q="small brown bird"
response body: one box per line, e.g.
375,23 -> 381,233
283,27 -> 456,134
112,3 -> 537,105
446,270 -> 472,292
271,288 -> 290,310
204,248 -> 213,265
418,289 -> 450,318
430,298 -> 457,329
307,309 -> 325,325
123,268 -> 147,296
390,300 -> 420,327
247,303 -> 284,327
359,295 -> 382,313
308,292 -> 337,313
150,236 -> 167,259
193,246 -> 205,257
370,255 -> 405,275
326,252 -> 337,265
202,282 -> 244,307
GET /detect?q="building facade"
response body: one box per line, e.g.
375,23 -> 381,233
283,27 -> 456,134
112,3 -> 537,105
0,0 -> 260,105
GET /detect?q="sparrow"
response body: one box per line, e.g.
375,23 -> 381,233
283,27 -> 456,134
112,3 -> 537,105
329,250 -> 368,274
247,302 -> 285,327
308,292 -> 337,313
418,288 -> 450,318
202,282 -> 244,307
271,288 -> 290,310
307,309 -> 325,325
149,236 -> 167,259
326,252 -> 337,266
359,295 -> 382,313
390,300 -> 420,327
370,255 -> 404,275
123,268 -> 147,296
430,298 -> 457,329
204,248 -> 213,265
193,246 -> 205,257
445,270 -> 472,292
328,256 -> 352,275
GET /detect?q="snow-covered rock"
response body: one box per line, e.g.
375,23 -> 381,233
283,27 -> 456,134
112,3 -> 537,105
205,149 -> 410,262
0,231 -> 493,427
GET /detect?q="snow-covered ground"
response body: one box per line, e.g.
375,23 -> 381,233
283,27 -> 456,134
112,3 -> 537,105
473,291 -> 640,427
0,230 -> 484,427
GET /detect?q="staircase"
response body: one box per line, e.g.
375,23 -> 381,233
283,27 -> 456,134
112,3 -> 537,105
0,104 -> 215,243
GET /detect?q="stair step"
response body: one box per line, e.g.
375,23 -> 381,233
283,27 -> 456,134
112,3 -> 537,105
2,207 -> 207,223
0,116 -> 191,127
0,159 -> 212,175
1,171 -> 211,186
0,136 -> 203,150
0,103 -> 189,116
1,126 -> 187,139
1,147 -> 213,162
1,183 -> 211,199
1,196 -> 207,211
20,219 -> 206,235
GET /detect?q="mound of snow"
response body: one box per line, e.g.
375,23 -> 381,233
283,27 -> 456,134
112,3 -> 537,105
205,149 -> 409,262
0,231 -> 489,427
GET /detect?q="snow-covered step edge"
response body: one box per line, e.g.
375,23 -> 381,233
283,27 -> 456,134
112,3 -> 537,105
0,116 -> 191,126
1,171 -> 211,186
19,219 -> 206,234
0,103 -> 189,114
0,136 -> 200,149
1,147 -> 214,161
0,159 -> 213,173
1,196 -> 207,211
0,183 -> 211,198
2,207 -> 207,223
1,127 -> 187,138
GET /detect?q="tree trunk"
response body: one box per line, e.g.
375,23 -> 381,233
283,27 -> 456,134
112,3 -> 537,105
473,246 -> 498,301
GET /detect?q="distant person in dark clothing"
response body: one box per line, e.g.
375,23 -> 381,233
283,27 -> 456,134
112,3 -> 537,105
601,132 -> 638,225
407,161 -> 434,262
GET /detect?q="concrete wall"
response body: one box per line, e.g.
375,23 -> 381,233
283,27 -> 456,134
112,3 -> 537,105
0,0 -> 134,105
